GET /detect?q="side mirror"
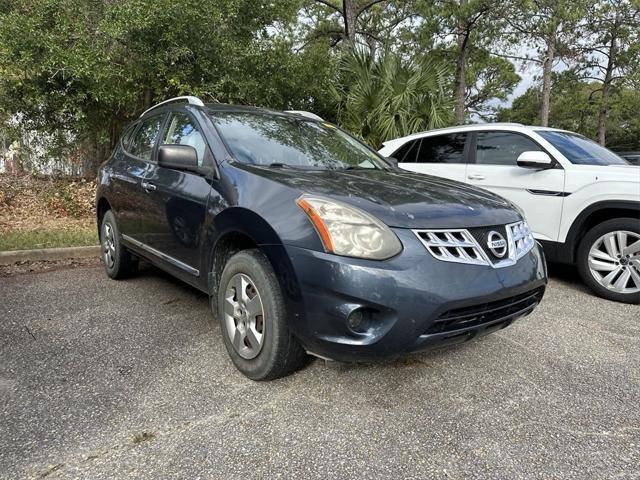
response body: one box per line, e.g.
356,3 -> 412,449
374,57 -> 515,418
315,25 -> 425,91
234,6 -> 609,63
385,156 -> 399,168
158,144 -> 199,172
517,151 -> 553,169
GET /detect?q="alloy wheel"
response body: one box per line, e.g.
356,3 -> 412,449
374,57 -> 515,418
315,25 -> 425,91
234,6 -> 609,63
224,273 -> 265,359
588,230 -> 640,294
102,223 -> 116,269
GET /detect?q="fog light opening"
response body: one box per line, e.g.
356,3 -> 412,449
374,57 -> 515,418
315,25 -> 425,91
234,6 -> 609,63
347,310 -> 364,331
346,307 -> 378,334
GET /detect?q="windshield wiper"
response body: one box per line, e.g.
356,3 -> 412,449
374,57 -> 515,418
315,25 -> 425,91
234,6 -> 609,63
267,162 -> 294,169
267,163 -> 329,171
334,165 -> 375,171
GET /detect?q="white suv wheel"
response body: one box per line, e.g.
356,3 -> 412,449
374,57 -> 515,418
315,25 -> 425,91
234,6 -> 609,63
588,230 -> 640,294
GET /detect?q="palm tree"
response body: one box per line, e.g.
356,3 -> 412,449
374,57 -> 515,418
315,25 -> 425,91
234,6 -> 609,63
333,50 -> 453,148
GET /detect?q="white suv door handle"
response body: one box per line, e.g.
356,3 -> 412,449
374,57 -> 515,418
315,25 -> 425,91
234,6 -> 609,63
468,174 -> 485,180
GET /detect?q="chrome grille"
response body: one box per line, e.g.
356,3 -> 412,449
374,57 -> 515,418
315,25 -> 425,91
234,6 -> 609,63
413,229 -> 487,266
508,221 -> 535,260
413,221 -> 535,268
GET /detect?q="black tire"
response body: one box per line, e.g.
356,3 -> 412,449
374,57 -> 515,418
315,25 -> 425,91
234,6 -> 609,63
100,210 -> 139,280
216,249 -> 307,380
577,218 -> 640,304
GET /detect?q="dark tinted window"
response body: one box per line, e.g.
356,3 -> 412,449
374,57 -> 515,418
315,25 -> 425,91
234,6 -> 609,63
416,133 -> 467,163
538,131 -> 628,165
210,112 -> 387,170
391,140 -> 419,163
121,123 -> 138,150
163,113 -> 206,166
475,132 -> 541,166
129,114 -> 164,161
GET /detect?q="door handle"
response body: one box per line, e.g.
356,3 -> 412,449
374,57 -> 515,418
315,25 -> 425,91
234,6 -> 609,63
141,181 -> 156,192
467,174 -> 485,180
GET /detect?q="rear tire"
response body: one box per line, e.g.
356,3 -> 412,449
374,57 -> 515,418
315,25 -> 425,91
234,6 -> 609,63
100,210 -> 138,279
216,249 -> 307,380
577,218 -> 640,304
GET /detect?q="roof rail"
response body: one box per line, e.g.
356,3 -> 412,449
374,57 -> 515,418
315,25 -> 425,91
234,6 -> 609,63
284,110 -> 324,121
140,96 -> 205,118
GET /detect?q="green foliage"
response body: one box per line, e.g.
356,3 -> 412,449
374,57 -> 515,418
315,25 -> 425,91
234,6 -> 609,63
497,71 -> 640,149
464,50 -> 520,118
0,0 -> 335,172
0,0 -> 638,174
333,50 -> 452,147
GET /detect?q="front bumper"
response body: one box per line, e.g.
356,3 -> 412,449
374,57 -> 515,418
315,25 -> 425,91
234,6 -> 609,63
283,228 -> 547,362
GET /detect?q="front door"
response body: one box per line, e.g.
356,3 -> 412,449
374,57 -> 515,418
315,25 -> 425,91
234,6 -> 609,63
465,131 -> 566,242
141,110 -> 213,276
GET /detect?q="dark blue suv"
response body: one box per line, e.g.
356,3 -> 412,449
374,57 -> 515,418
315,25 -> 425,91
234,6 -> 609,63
96,96 -> 547,380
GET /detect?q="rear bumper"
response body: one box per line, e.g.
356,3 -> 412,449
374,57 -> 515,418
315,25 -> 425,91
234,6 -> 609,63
283,229 -> 547,362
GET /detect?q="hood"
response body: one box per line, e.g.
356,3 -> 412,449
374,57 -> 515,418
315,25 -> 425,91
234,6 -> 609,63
243,166 -> 521,229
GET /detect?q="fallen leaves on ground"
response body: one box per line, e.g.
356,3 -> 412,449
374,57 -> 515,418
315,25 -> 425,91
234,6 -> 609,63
0,174 -> 96,233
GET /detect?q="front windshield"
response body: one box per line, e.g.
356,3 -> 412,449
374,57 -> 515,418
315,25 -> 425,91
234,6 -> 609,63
538,131 -> 629,166
210,112 -> 387,170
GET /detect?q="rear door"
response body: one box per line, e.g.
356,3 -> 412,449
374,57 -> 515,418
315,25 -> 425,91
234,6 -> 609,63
140,109 -> 213,276
465,131 -> 566,242
394,133 -> 469,183
115,113 -> 166,240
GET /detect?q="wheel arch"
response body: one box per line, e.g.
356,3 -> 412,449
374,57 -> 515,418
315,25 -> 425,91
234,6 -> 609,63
96,197 -> 112,233
206,208 -> 302,312
564,200 -> 640,263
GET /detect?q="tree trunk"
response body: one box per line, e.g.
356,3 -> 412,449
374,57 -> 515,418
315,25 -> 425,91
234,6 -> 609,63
451,0 -> 469,124
598,35 -> 617,146
453,29 -> 469,124
5,143 -> 23,175
144,88 -> 153,109
342,0 -> 358,47
81,132 -> 100,178
540,35 -> 555,127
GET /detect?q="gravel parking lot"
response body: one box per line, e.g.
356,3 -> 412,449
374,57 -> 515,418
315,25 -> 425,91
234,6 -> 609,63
1,262 -> 639,479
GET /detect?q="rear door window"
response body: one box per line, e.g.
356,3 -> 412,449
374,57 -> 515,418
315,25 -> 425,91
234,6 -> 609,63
128,114 -> 164,161
415,133 -> 467,163
121,123 -> 138,150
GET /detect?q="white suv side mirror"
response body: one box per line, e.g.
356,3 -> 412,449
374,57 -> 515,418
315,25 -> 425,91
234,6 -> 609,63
517,151 -> 553,169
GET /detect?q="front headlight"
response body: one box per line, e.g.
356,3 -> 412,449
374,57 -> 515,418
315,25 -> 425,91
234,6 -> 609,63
296,195 -> 402,260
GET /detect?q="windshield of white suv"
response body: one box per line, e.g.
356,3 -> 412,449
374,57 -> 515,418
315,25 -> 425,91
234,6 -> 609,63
210,112 -> 388,170
538,131 -> 629,166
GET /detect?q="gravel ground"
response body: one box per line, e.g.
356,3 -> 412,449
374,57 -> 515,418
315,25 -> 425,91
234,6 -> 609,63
0,262 -> 638,479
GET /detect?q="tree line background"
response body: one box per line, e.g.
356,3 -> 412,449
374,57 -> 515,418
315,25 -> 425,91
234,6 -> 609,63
0,0 -> 638,177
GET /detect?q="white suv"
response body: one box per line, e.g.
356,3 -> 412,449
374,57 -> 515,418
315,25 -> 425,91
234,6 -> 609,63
379,124 -> 640,304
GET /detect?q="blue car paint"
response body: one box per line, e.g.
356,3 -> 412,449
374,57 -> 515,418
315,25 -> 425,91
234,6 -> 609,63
97,103 -> 547,361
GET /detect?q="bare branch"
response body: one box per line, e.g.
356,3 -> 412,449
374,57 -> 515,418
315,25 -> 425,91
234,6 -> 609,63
314,0 -> 342,14
356,29 -> 383,43
491,52 -> 543,64
356,0 -> 388,16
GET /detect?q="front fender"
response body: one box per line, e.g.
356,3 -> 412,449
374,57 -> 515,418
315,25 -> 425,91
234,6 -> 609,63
203,208 -> 306,328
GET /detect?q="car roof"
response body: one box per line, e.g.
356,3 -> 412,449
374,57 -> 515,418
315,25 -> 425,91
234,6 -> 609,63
139,99 -> 320,122
203,103 -> 273,114
381,123 -> 572,146
203,103 -> 323,120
